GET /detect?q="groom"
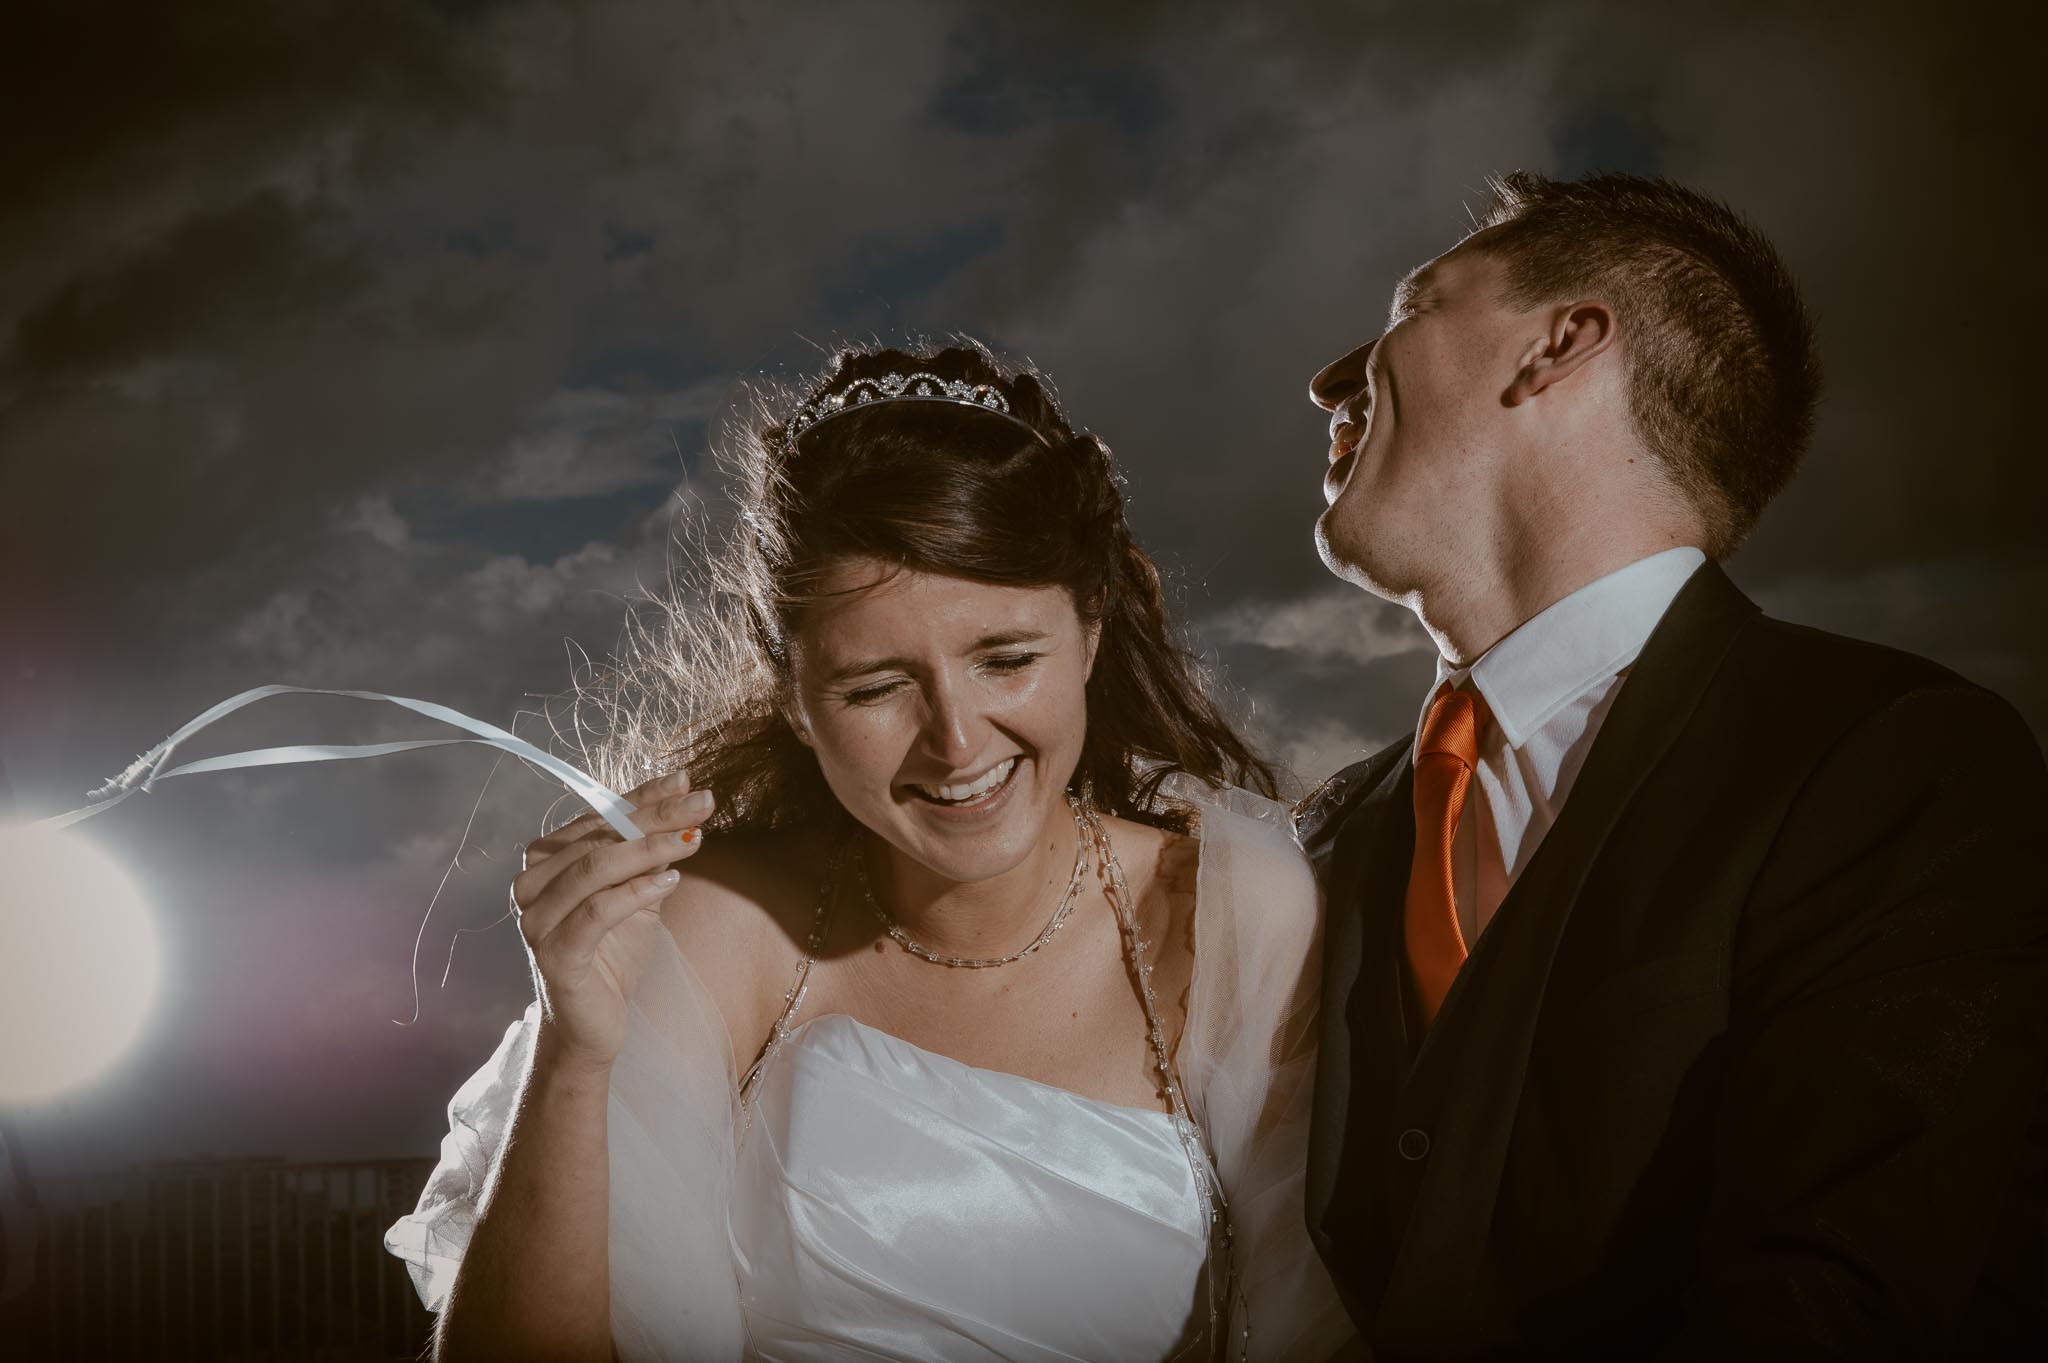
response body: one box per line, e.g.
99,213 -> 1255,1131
1295,171 -> 2048,1358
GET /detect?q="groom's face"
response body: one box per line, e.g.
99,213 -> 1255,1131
1308,237 -> 1529,597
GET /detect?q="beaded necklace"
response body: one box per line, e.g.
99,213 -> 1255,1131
857,795 -> 1089,968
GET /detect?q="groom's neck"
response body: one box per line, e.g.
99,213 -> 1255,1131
1411,505 -> 1698,666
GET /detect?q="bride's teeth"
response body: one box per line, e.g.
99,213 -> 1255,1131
921,758 -> 1015,803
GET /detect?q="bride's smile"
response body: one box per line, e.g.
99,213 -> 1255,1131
907,753 -> 1016,807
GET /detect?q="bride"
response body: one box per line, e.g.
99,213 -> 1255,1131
387,341 -> 1354,1361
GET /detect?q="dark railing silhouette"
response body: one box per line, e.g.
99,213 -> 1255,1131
1,1154 -> 438,1362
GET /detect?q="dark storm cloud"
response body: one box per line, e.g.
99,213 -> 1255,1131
2,0 -> 2041,1168
0,2 -> 492,352
8,194 -> 369,386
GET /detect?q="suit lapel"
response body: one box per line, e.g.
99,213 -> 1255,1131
1373,563 -> 1759,1338
1306,748 -> 1415,1279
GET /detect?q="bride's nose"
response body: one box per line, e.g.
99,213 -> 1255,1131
918,677 -> 988,769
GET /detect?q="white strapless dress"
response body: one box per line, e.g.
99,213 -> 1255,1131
734,1014 -> 1210,1360
388,790 -> 1354,1363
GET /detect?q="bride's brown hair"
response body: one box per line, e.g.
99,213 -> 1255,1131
576,338 -> 1275,832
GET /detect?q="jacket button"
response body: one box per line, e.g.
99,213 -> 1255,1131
1397,1128 -> 1431,1161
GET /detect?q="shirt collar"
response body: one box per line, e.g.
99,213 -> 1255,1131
1419,547 -> 1706,753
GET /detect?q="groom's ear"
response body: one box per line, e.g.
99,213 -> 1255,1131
1505,299 -> 1618,405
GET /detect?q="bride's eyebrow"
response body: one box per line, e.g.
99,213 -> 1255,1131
824,629 -> 1053,684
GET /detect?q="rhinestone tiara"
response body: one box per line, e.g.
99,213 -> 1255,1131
782,370 -> 1051,449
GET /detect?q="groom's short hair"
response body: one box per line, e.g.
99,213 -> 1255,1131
1472,171 -> 1821,555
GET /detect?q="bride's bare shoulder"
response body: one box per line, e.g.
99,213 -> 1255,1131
1098,814 -> 1196,894
1100,812 -> 1199,951
653,823 -> 841,1054
662,824 -> 834,959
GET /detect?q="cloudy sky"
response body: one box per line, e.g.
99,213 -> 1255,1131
3,0 -> 2041,1170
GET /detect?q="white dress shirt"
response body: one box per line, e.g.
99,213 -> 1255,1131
1417,547 -> 1706,946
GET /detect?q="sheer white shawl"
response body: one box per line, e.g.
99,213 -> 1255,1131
386,788 -> 1352,1360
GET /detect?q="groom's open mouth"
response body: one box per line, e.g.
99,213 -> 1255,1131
1329,424 -> 1362,467
1324,420 -> 1363,501
1328,416 -> 1362,463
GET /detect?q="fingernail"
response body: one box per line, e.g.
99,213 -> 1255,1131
683,790 -> 714,816
681,827 -> 702,845
664,771 -> 690,791
653,869 -> 680,886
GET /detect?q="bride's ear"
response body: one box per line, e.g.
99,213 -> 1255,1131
783,692 -> 816,749
1084,618 -> 1103,681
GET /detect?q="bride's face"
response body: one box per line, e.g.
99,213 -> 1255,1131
786,559 -> 1098,887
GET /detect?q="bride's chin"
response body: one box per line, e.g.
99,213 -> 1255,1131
891,788 -> 1071,884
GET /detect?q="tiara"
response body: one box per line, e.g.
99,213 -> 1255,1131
783,370 -> 1051,449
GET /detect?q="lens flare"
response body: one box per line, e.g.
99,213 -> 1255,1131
0,824 -> 162,1103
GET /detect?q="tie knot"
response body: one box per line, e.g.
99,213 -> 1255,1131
1417,683 -> 1488,767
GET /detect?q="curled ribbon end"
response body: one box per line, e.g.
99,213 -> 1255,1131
88,751 -> 163,803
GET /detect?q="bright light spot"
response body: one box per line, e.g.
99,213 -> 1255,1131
0,824 -> 162,1103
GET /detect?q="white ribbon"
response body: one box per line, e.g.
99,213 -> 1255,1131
35,684 -> 638,838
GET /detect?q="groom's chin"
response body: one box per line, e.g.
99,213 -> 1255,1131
1314,512 -> 1368,583
1315,513 -> 1401,599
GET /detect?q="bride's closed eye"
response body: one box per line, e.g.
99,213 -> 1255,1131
840,677 -> 909,706
978,652 -> 1041,675
837,653 -> 1040,707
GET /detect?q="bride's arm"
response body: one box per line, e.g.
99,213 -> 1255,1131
435,1031 -> 619,1362
432,772 -> 713,1363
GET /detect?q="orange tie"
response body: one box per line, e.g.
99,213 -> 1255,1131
1405,683 -> 1490,1027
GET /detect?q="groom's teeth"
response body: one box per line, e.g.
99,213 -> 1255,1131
918,758 -> 1016,803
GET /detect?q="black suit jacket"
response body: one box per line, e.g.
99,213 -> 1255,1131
1298,563 -> 2048,1360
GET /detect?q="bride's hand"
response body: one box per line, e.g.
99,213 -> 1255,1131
509,770 -> 713,1073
